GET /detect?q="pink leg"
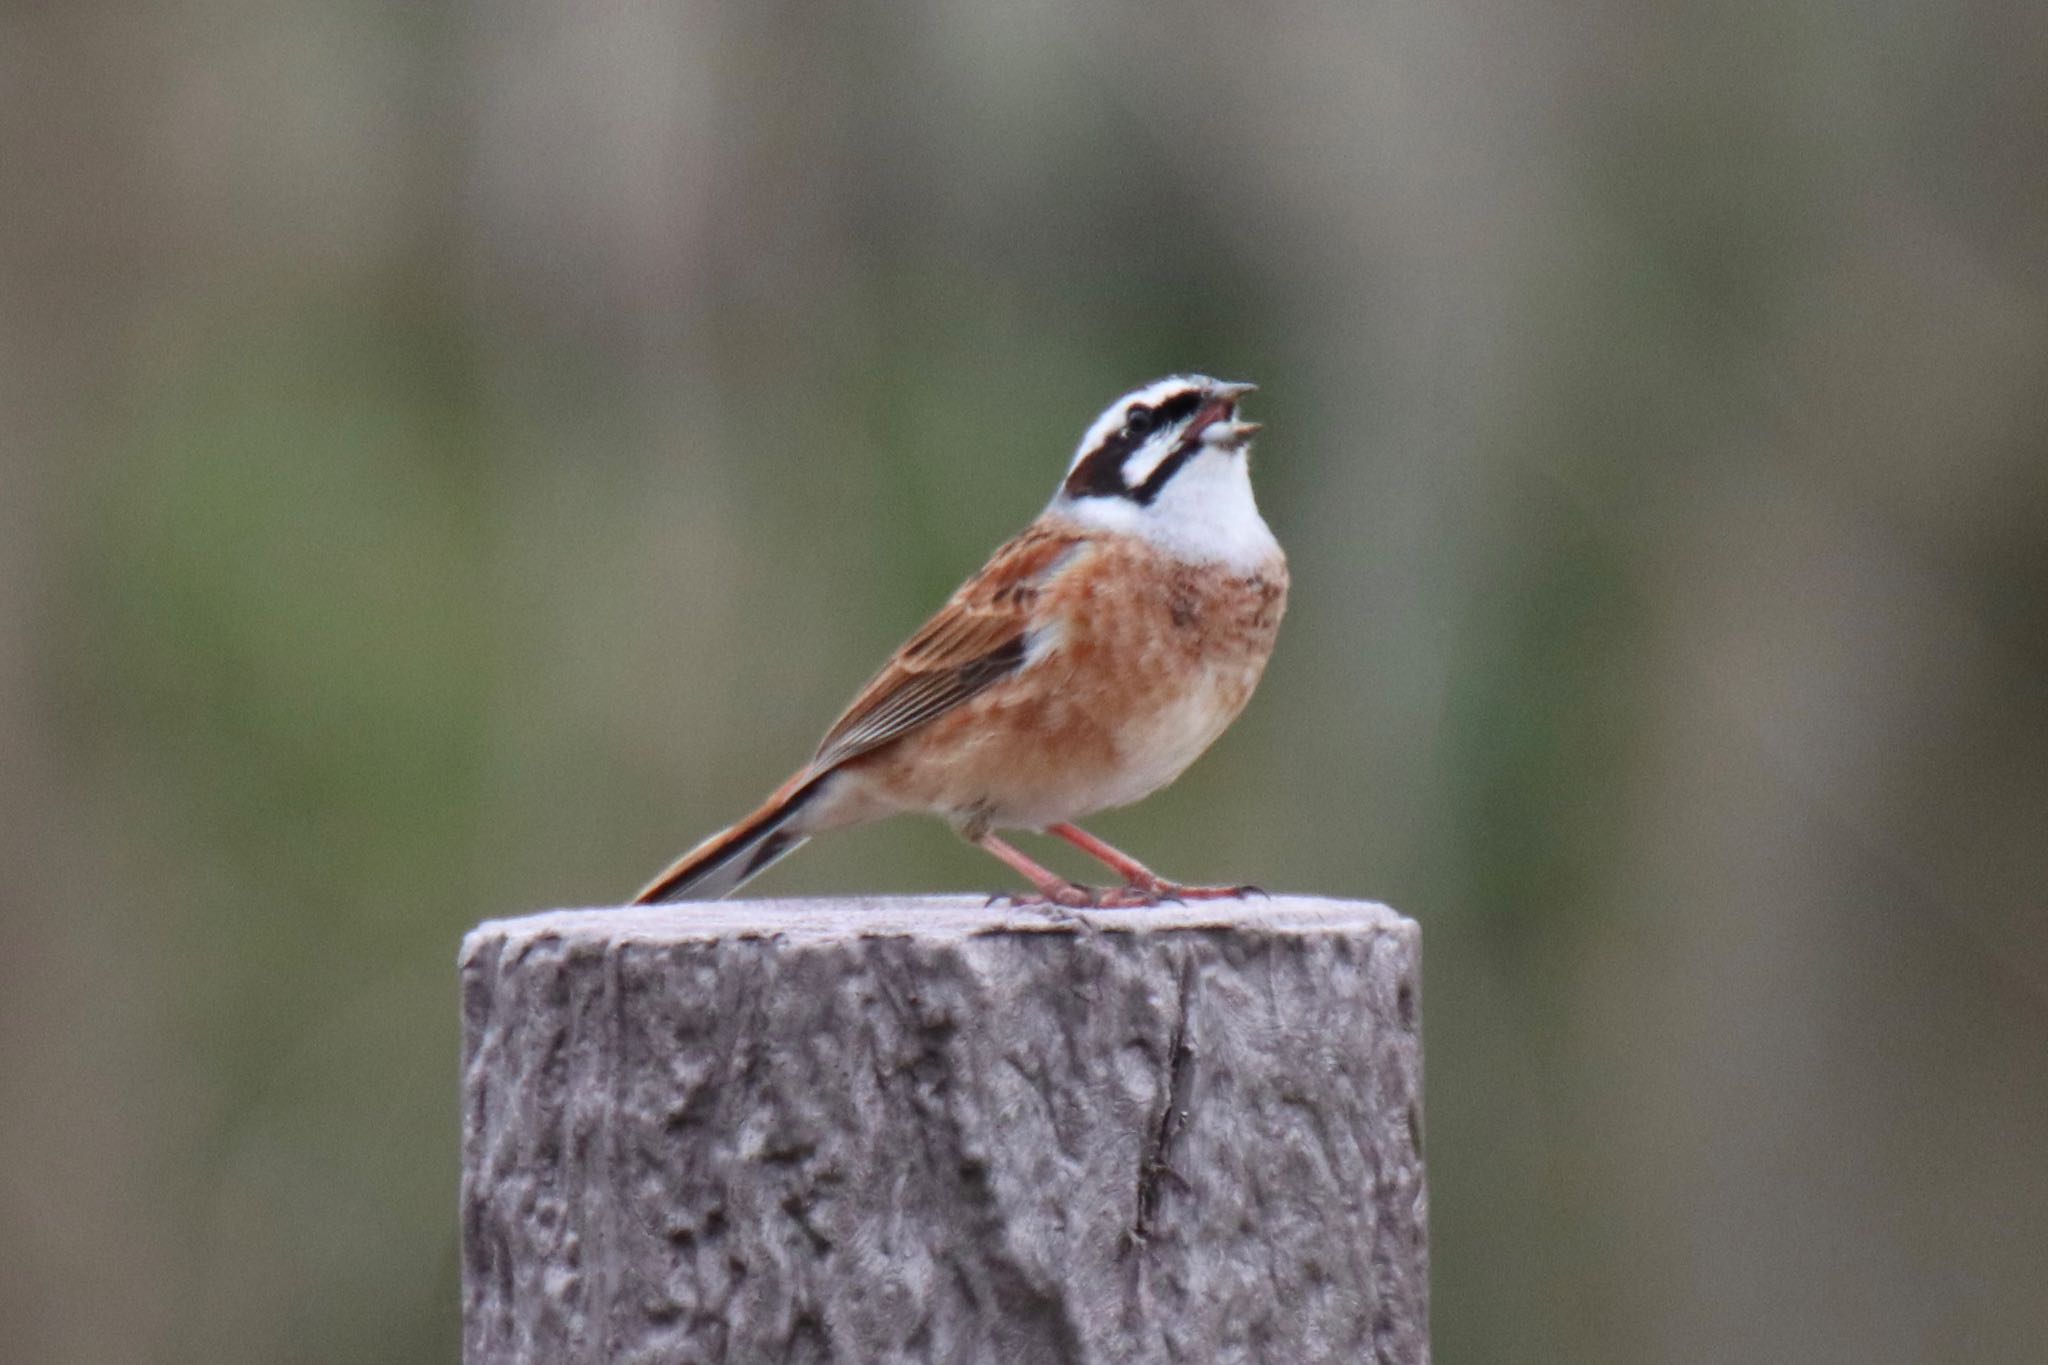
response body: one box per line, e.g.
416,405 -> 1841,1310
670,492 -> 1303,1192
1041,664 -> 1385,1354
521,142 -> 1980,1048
973,833 -> 1097,908
1047,822 -> 1163,886
1047,823 -> 1263,903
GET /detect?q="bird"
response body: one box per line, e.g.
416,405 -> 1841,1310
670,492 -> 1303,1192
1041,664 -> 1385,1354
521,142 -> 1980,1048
633,374 -> 1288,909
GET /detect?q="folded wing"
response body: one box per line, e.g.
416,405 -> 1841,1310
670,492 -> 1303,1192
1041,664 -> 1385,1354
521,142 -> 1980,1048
811,526 -> 1087,770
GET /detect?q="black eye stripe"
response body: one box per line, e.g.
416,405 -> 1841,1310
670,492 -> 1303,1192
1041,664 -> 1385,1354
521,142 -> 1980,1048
1063,434 -> 1138,500
1062,388 -> 1207,502
1061,390 -> 1224,505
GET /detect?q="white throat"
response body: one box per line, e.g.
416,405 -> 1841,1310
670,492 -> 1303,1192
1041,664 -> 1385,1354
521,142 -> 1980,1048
1053,448 -> 1280,571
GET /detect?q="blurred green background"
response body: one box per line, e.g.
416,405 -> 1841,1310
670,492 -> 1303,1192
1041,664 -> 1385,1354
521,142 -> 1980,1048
5,1 -> 2046,1361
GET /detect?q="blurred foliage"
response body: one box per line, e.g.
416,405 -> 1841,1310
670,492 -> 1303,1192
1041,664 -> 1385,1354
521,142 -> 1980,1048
4,1 -> 2046,1363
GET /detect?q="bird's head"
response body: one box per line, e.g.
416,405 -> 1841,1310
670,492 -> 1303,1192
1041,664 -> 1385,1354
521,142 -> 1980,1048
1059,375 -> 1260,504
1052,375 -> 1274,567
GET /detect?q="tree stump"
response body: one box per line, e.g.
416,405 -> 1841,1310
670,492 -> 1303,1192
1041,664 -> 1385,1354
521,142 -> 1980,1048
460,896 -> 1427,1364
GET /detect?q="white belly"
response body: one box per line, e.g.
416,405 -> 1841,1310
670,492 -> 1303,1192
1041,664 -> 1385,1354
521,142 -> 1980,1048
1080,664 -> 1250,816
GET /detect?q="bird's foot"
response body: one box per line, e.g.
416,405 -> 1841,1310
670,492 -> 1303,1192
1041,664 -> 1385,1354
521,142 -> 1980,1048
987,880 -> 1103,917
1118,877 -> 1267,904
987,878 -> 1265,916
1089,884 -> 1176,909
992,882 -> 1168,915
1060,881 -> 1260,909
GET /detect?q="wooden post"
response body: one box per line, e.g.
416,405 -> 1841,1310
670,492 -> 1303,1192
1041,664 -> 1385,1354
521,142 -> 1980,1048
460,896 -> 1428,1364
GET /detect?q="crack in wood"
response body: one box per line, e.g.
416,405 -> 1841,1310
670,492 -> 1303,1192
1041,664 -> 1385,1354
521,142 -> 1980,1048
1130,954 -> 1199,1251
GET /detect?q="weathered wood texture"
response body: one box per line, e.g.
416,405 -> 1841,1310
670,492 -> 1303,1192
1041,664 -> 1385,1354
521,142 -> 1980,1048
460,897 -> 1428,1364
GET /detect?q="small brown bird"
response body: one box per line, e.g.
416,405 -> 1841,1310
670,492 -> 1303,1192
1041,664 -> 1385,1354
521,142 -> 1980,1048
634,375 -> 1288,908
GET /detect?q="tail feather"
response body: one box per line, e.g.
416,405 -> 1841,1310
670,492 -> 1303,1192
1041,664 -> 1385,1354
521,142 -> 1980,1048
632,770 -> 828,904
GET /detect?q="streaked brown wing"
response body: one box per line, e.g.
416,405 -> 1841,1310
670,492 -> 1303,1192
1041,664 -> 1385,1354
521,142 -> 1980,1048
811,525 -> 1088,770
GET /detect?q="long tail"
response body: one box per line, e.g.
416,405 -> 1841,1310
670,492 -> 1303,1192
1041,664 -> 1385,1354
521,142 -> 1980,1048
632,770 -> 830,904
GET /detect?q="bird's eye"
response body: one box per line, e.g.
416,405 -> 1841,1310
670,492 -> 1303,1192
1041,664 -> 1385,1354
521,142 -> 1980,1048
1124,406 -> 1159,438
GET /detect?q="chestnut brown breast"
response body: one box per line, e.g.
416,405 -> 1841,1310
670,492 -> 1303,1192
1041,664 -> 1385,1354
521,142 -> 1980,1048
840,530 -> 1287,831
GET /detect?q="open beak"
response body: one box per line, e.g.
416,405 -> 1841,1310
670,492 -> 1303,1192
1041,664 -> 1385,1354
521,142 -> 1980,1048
1195,380 -> 1261,451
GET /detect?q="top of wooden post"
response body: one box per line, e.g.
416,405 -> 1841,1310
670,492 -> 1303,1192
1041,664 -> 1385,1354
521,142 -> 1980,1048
461,893 -> 1414,961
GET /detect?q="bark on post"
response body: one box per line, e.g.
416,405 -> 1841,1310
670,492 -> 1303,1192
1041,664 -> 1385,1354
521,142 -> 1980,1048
460,896 -> 1428,1364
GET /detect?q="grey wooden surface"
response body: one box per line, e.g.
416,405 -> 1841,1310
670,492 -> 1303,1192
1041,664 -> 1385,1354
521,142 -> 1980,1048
460,896 -> 1429,1364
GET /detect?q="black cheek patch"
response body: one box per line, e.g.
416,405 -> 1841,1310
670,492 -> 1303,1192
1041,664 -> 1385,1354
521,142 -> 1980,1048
1063,428 -> 1142,499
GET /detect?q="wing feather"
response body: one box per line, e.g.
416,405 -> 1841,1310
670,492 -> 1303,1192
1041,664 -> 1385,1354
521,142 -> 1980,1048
811,526 -> 1087,770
